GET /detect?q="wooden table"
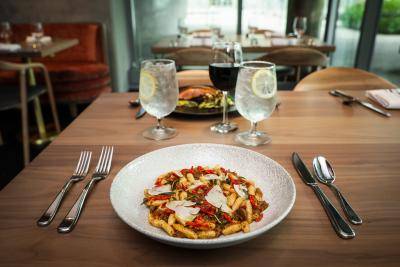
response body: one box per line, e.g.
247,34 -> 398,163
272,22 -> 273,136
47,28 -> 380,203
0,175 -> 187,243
0,91 -> 399,266
0,38 -> 79,58
152,34 -> 336,55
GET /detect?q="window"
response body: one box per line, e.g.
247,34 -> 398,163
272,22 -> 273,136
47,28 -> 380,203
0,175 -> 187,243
370,0 -> 400,85
242,0 -> 288,34
184,0 -> 238,34
331,0 -> 366,67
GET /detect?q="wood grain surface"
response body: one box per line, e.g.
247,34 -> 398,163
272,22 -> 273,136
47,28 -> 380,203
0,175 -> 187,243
294,67 -> 398,91
0,91 -> 399,267
0,38 -> 79,58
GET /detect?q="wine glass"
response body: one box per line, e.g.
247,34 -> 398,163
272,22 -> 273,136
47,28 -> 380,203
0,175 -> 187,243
0,22 -> 12,43
32,22 -> 44,47
209,41 -> 242,134
234,61 -> 278,146
178,17 -> 188,36
293,16 -> 307,39
139,59 -> 179,140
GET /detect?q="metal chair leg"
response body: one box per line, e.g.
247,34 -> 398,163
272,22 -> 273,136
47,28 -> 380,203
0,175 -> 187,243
43,68 -> 60,133
19,70 -> 30,166
32,97 -> 48,141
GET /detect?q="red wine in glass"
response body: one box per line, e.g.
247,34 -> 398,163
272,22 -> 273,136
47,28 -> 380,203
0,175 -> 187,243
209,62 -> 240,92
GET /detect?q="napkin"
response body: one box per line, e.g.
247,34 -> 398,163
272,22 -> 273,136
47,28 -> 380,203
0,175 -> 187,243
366,89 -> 400,109
26,36 -> 52,45
0,43 -> 21,51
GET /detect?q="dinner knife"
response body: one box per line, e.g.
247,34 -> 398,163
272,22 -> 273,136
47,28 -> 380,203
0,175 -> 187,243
292,152 -> 355,239
135,106 -> 146,119
330,90 -> 391,117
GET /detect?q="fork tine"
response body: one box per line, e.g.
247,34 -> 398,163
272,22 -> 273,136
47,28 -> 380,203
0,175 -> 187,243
95,147 -> 106,173
100,146 -> 111,173
105,146 -> 114,174
78,151 -> 89,176
76,151 -> 87,175
83,151 -> 92,175
73,151 -> 85,174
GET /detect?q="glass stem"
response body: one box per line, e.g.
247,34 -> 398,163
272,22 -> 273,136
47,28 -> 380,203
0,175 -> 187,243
222,91 -> 229,124
156,118 -> 163,129
250,122 -> 257,136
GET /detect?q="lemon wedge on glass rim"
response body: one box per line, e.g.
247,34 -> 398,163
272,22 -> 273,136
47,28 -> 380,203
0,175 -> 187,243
251,69 -> 277,99
139,70 -> 157,101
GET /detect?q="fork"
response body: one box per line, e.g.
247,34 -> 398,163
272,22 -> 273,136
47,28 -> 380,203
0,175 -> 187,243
37,151 -> 92,227
57,146 -> 114,233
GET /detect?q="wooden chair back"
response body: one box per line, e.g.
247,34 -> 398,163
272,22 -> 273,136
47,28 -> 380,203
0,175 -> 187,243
257,47 -> 329,82
294,67 -> 397,91
166,48 -> 230,68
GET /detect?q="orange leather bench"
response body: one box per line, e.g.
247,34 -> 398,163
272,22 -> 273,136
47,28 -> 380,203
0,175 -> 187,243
0,23 -> 111,104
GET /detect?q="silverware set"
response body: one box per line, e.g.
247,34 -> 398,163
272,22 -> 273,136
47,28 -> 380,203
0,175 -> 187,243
292,152 -> 362,239
37,146 -> 114,233
330,90 -> 391,117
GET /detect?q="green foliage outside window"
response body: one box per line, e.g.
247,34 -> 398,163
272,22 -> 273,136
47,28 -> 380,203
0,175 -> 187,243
340,0 -> 400,34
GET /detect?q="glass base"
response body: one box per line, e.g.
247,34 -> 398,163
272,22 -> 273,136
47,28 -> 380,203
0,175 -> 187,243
235,130 -> 271,146
142,126 -> 177,140
210,122 -> 238,134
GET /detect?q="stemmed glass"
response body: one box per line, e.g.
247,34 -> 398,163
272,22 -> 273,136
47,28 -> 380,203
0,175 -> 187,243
32,22 -> 44,47
209,41 -> 242,134
293,16 -> 307,39
0,22 -> 12,43
235,61 -> 278,146
139,59 -> 179,140
178,18 -> 188,36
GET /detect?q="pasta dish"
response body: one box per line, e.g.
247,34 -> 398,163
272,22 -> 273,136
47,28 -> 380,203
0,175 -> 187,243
143,165 -> 268,239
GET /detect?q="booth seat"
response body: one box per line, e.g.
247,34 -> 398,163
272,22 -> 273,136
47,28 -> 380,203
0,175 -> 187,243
0,23 -> 111,106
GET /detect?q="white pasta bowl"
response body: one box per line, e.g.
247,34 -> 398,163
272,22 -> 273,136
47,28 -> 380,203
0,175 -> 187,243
110,143 -> 296,249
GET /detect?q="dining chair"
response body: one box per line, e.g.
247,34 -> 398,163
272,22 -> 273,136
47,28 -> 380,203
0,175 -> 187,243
0,61 -> 60,166
257,47 -> 329,82
293,67 -> 397,91
165,48 -> 230,70
176,70 -> 212,88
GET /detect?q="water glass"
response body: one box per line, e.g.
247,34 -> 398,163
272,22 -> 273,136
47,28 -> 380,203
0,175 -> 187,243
293,16 -> 307,39
235,61 -> 278,146
139,59 -> 179,140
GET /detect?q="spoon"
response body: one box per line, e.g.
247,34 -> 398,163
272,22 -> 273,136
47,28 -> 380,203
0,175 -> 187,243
128,98 -> 140,107
313,156 -> 362,225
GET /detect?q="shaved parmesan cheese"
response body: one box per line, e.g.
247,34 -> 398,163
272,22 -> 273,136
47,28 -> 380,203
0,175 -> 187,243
188,180 -> 204,190
234,184 -> 248,199
173,170 -> 183,177
205,185 -> 232,214
174,206 -> 200,223
148,184 -> 172,195
166,200 -> 195,210
166,200 -> 199,223
204,174 -> 226,181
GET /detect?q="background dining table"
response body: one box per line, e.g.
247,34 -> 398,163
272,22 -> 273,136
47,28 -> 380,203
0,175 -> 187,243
0,90 -> 399,266
151,34 -> 336,55
0,38 -> 79,145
